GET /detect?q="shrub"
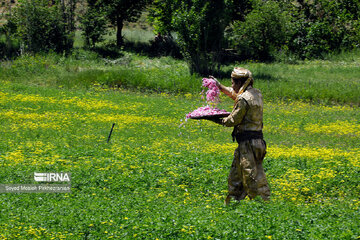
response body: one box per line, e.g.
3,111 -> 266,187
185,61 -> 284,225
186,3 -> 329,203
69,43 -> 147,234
172,0 -> 229,75
228,0 -> 292,61
8,0 -> 74,53
80,0 -> 108,48
228,0 -> 360,61
288,0 -> 360,59
0,18 -> 21,58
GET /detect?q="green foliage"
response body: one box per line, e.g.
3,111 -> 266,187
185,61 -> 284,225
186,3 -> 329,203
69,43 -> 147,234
101,0 -> 149,46
171,0 -> 230,75
148,0 -> 255,74
229,0 -> 292,61
226,0 -> 252,21
80,0 -> 108,47
0,50 -> 359,105
0,23 -> 20,58
227,0 -> 360,61
288,0 -> 360,59
7,0 -> 74,53
2,0 -> 359,63
148,0 -> 176,35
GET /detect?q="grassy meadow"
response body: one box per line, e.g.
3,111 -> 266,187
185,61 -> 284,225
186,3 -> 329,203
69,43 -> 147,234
1,47 -> 359,105
0,47 -> 359,239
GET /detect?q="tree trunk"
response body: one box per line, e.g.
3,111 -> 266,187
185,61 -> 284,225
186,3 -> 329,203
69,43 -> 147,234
116,15 -> 124,46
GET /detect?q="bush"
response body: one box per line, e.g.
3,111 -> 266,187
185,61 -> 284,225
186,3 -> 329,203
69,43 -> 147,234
288,0 -> 360,59
0,20 -> 20,59
228,0 -> 291,61
8,0 -> 73,53
0,37 -> 20,59
172,0 -> 229,75
149,34 -> 182,58
228,0 -> 360,61
80,0 -> 108,48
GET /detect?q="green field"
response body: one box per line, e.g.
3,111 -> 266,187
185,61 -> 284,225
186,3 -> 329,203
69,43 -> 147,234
1,49 -> 359,105
0,52 -> 359,239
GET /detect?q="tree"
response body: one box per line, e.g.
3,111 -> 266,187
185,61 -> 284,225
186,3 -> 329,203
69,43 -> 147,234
229,0 -> 292,61
8,0 -> 74,53
149,0 -> 359,65
149,0 -> 231,75
60,0 -> 77,44
148,0 -> 176,35
149,0 -> 251,75
80,0 -> 108,47
171,1 -> 217,74
289,0 -> 360,59
101,0 -> 149,46
227,0 -> 252,22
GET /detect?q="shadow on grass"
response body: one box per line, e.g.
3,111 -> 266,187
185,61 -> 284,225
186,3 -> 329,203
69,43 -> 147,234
253,72 -> 281,82
88,41 -> 282,83
123,40 -> 183,59
91,45 -> 124,59
90,39 -> 183,60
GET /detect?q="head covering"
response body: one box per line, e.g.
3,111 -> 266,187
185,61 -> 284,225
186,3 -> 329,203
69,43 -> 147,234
231,67 -> 253,80
230,68 -> 254,99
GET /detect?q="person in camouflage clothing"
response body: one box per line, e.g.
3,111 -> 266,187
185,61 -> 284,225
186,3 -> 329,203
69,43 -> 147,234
211,67 -> 270,205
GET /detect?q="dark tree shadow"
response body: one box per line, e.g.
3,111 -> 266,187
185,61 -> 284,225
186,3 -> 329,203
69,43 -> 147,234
253,72 -> 280,82
91,44 -> 124,59
122,37 -> 183,59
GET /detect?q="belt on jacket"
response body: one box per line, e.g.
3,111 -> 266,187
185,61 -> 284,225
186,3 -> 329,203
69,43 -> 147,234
232,130 -> 263,143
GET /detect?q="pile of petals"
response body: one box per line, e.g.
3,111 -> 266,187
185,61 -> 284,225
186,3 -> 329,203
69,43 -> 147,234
185,77 -> 230,119
202,78 -> 220,103
186,106 -> 230,119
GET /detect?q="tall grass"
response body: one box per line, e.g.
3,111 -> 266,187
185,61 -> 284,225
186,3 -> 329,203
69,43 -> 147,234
1,49 -> 359,105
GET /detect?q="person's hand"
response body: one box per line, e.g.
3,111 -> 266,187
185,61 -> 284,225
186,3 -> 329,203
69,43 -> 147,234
209,75 -> 220,87
209,117 -> 223,125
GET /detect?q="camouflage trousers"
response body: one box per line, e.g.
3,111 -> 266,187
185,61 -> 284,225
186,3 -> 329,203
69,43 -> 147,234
226,139 -> 270,201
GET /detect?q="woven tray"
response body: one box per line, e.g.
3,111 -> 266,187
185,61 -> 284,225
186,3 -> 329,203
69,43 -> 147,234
189,113 -> 230,120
